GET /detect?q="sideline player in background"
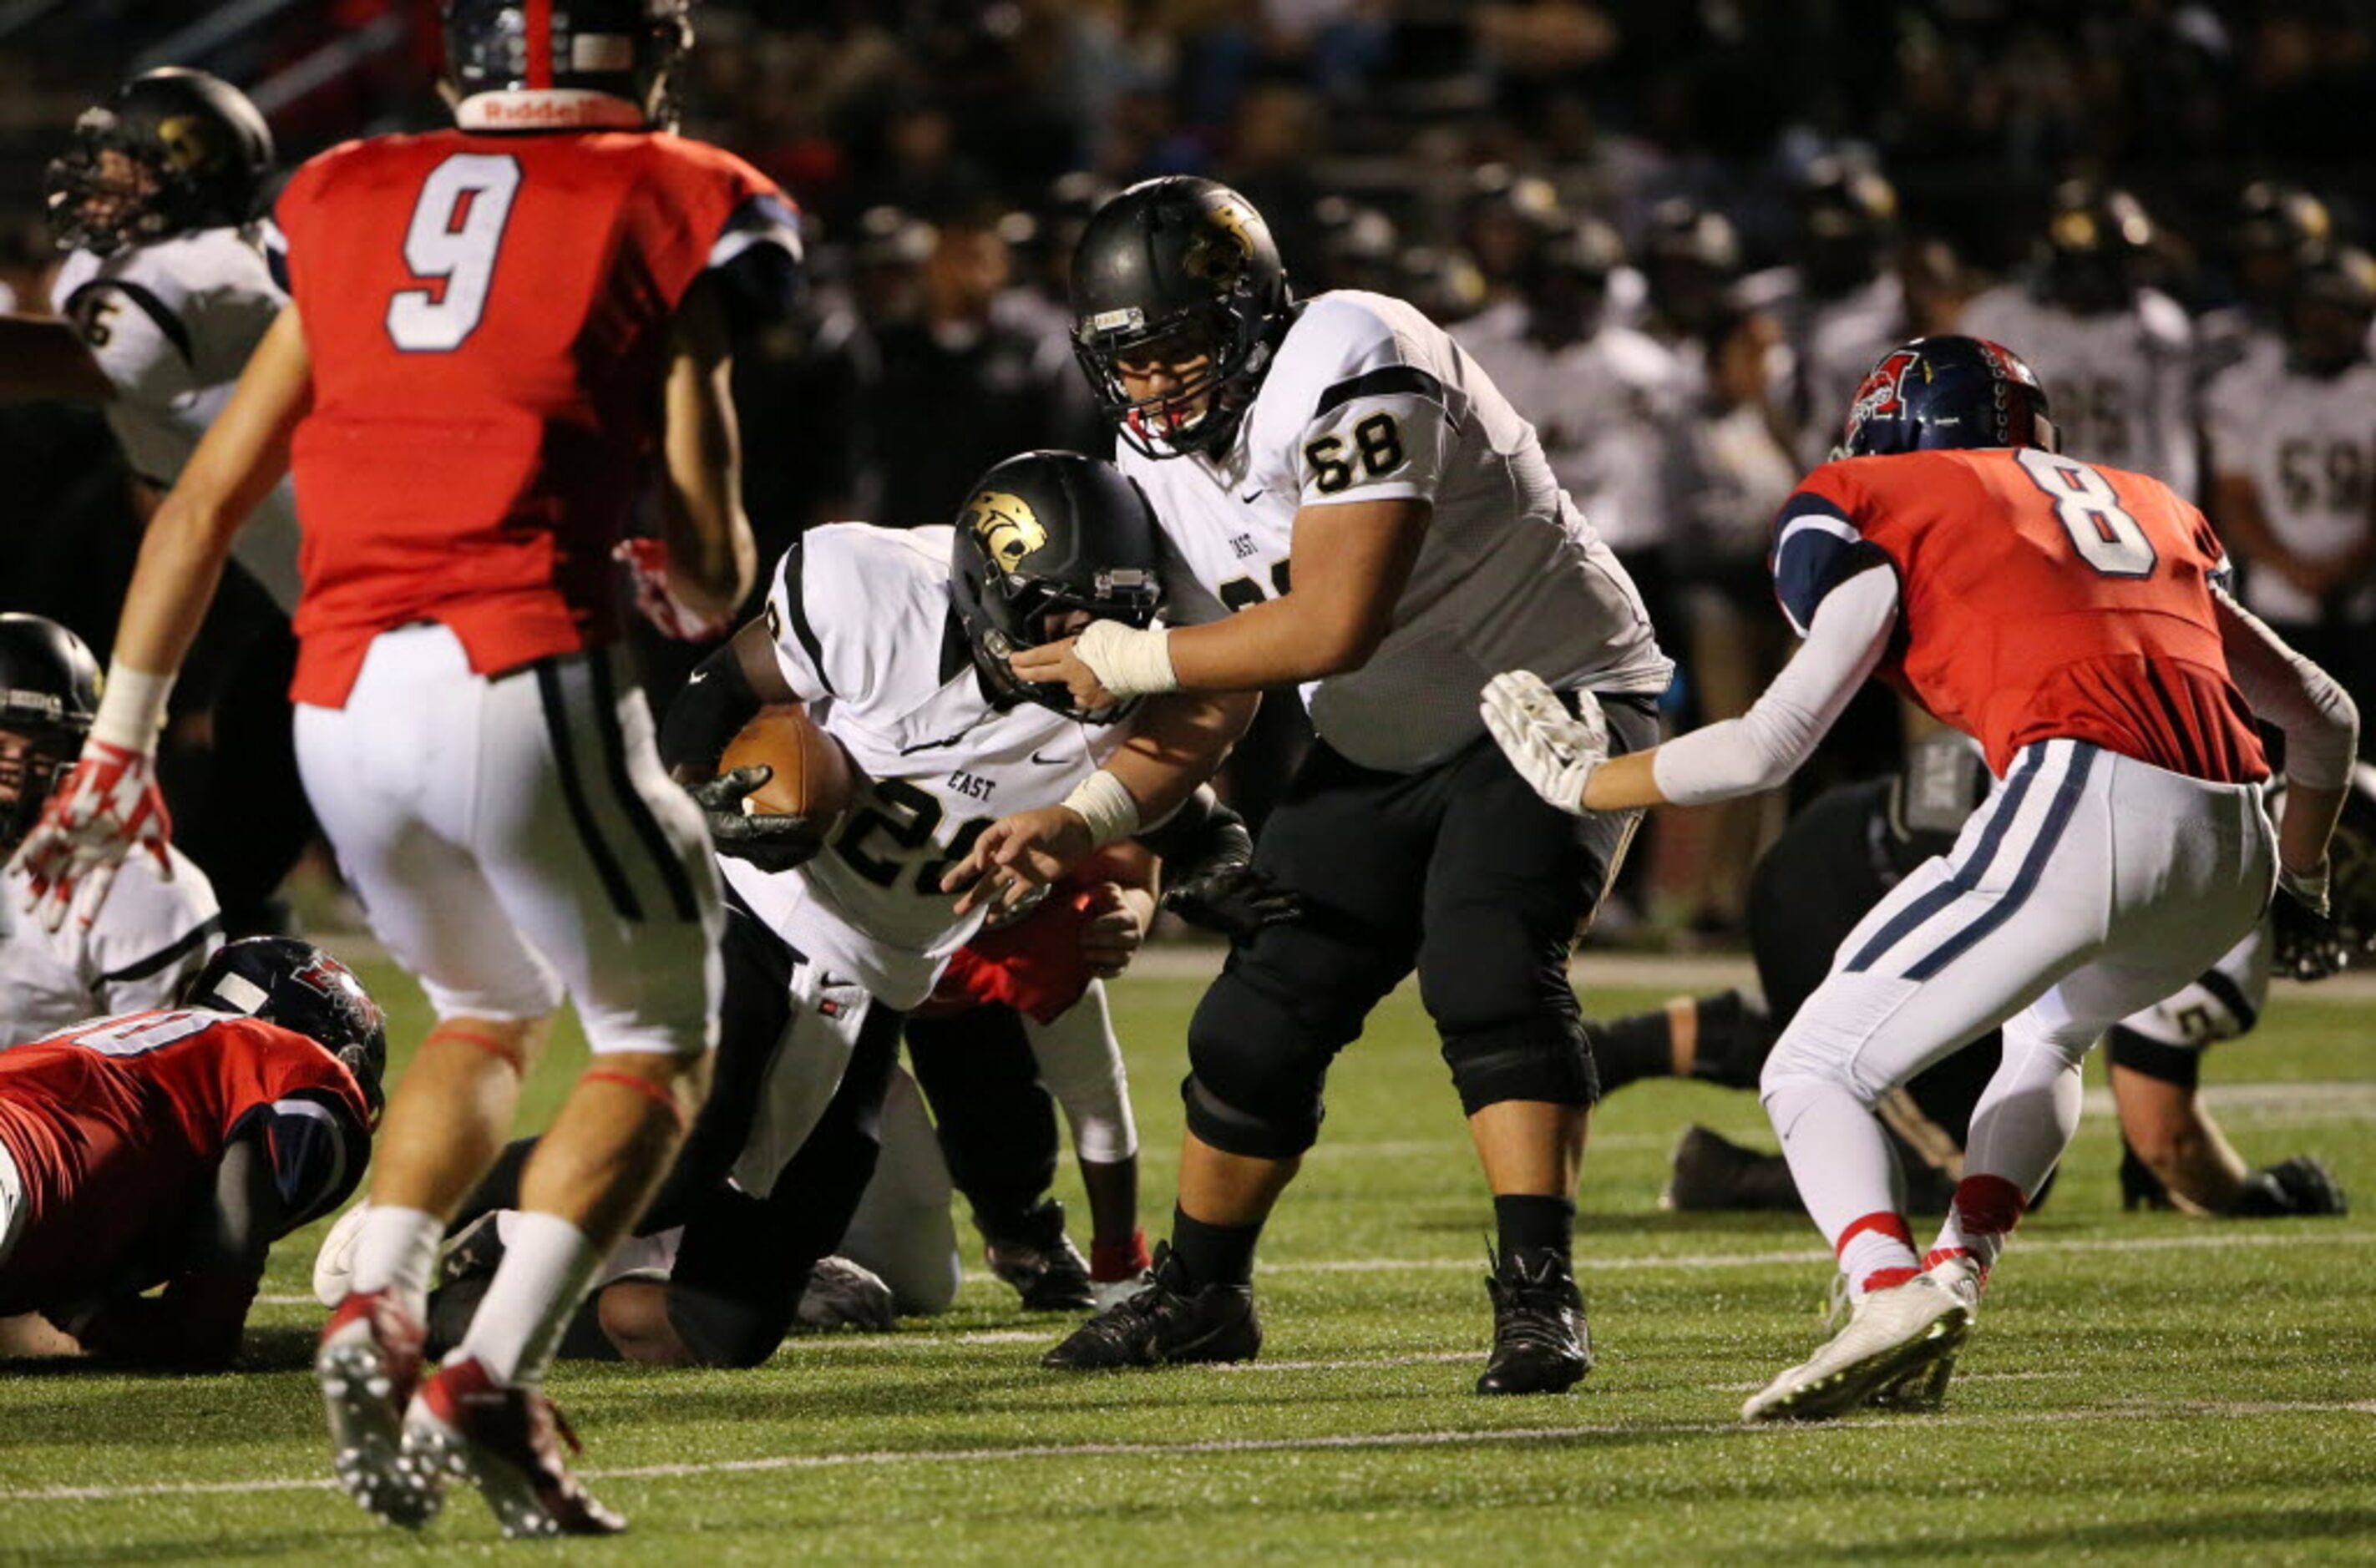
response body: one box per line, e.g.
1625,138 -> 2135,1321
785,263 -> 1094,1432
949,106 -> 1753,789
0,68 -> 310,935
0,938 -> 379,1369
13,0 -> 799,1537
1486,336 -> 2355,1420
987,177 -> 1674,1395
1,614 -> 219,1040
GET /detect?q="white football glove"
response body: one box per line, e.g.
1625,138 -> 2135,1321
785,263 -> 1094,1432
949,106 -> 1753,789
1481,670 -> 1607,816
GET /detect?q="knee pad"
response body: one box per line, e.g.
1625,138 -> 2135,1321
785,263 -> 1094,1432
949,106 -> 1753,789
664,1282 -> 795,1369
1441,1016 -> 1597,1115
1180,1070 -> 1324,1160
2105,1025 -> 2202,1090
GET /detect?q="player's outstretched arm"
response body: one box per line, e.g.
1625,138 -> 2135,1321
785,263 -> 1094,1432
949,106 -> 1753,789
1012,498 -> 1428,709
658,280 -> 757,625
1484,564 -> 1900,815
2212,584 -> 2359,904
9,307 -> 312,928
944,690 -> 1258,915
0,314 -> 113,403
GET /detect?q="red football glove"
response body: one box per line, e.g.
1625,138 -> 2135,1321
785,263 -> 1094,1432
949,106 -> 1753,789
9,737 -> 173,931
613,538 -> 733,642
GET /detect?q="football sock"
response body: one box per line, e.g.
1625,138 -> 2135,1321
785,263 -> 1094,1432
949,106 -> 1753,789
1168,1206 -> 1262,1289
1587,1007 -> 1679,1094
1492,1193 -> 1575,1260
455,1211 -> 602,1391
1942,1017 -> 2085,1272
347,1206 -> 444,1323
1091,1231 -> 1153,1283
1685,989 -> 1776,1091
1835,1211 -> 1921,1297
1763,1072 -> 1918,1288
1929,1175 -> 2027,1274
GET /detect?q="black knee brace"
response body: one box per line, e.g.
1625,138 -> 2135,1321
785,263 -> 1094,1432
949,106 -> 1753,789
1179,1067 -> 1325,1160
1441,1015 -> 1598,1116
2106,1025 -> 2202,1090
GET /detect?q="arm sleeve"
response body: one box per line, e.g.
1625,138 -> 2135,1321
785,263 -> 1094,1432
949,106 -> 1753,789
1768,483 -> 1885,637
659,632 -> 766,775
226,1090 -> 372,1230
2213,582 -> 2360,788
1649,564 -> 1902,807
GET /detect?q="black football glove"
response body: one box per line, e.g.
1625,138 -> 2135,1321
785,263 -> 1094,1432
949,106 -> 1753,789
2225,1155 -> 2349,1218
691,766 -> 825,874
1161,861 -> 1302,942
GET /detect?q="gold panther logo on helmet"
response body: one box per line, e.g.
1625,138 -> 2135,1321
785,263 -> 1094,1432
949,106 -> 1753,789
1181,200 -> 1257,288
964,490 -> 1046,573
155,115 -> 215,174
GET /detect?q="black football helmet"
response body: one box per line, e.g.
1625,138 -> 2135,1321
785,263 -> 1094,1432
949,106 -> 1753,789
2287,244 -> 2376,377
1836,335 -> 2057,460
2273,766 -> 2376,982
1796,156 -> 1897,297
1070,177 -> 1293,459
0,615 -> 100,856
443,0 -> 692,130
949,452 -> 1164,723
45,68 -> 273,257
2042,180 -> 2156,314
182,938 -> 388,1116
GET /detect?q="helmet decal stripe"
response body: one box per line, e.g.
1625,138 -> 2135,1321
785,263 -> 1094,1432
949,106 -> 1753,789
525,0 -> 555,89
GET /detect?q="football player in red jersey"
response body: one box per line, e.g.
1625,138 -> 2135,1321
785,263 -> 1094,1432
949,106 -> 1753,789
0,938 -> 379,1370
10,0 -> 801,1537
1484,336 -> 2358,1420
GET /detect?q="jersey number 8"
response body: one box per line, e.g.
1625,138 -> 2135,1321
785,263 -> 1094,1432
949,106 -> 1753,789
2016,448 -> 2157,579
386,154 -> 524,353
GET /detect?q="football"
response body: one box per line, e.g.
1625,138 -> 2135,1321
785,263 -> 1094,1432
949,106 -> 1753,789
719,704 -> 856,827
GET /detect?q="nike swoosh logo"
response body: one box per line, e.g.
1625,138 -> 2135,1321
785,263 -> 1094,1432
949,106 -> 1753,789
1031,751 -> 1075,766
1240,488 -> 1264,503
686,669 -> 710,684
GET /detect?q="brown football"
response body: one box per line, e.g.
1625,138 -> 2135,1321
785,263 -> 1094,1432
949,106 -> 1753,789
719,705 -> 855,827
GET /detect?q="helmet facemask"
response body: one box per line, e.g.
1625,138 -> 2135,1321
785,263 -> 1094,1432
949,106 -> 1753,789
966,571 -> 1163,725
46,114 -> 180,256
1075,302 -> 1273,461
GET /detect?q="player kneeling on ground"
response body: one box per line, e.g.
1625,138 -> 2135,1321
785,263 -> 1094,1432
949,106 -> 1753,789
1485,335 -> 2356,1420
362,452 -> 1278,1368
0,938 -> 380,1368
1592,738 -> 2355,1222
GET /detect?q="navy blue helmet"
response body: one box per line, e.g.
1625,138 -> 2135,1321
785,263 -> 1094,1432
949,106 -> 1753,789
1836,336 -> 2057,460
182,938 -> 388,1116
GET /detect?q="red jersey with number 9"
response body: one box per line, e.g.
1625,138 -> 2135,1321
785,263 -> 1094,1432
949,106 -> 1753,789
1772,448 -> 2268,782
273,130 -> 790,706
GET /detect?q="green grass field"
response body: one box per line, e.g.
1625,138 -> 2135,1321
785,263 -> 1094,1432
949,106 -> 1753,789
3,955 -> 2371,1564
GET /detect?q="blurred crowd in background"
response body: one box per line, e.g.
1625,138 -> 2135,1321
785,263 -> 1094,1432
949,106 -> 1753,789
4,0 -> 2375,942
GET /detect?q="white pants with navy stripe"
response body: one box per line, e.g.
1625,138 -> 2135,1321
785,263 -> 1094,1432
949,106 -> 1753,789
1761,739 -> 2274,1233
296,624 -> 722,1056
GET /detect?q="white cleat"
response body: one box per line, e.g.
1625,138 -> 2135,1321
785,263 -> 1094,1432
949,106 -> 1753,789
1742,1273 -> 1972,1423
1865,1254 -> 1986,1413
312,1202 -> 373,1308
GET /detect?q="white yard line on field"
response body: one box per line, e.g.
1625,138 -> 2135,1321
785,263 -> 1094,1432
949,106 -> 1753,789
251,1227 -> 2373,1310
4,1399 -> 2371,1505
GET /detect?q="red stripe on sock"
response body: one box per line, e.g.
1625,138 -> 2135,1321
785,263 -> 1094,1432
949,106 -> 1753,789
582,1068 -> 686,1133
1860,1265 -> 1921,1293
426,1023 -> 526,1073
1950,1175 -> 2027,1236
1834,1210 -> 1915,1258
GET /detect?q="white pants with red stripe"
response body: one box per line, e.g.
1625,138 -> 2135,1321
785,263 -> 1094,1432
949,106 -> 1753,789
295,624 -> 722,1056
1760,738 -> 2276,1270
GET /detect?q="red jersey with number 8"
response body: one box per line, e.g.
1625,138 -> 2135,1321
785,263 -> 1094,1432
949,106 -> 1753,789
1773,448 -> 2268,782
273,130 -> 793,706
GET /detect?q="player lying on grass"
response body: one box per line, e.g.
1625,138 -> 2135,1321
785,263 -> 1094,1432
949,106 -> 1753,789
1592,736 -> 2358,1221
1484,335 -> 2356,1421
1,615 -> 220,1043
334,453 -> 1283,1368
0,938 -> 379,1369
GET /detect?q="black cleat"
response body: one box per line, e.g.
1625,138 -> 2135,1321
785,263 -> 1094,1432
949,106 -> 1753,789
983,1198 -> 1097,1313
1476,1246 -> 1592,1395
1661,1125 -> 1804,1212
1041,1244 -> 1260,1369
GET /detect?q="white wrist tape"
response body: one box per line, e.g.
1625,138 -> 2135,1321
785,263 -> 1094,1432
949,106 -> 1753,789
1075,620 -> 1178,698
1062,770 -> 1142,849
89,660 -> 176,753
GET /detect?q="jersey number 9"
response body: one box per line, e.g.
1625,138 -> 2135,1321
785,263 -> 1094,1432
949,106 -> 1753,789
386,154 -> 524,353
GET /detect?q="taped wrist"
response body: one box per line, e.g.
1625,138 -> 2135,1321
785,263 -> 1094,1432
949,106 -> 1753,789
1062,770 -> 1141,848
89,660 -> 175,752
660,642 -> 762,776
1076,620 -> 1178,697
